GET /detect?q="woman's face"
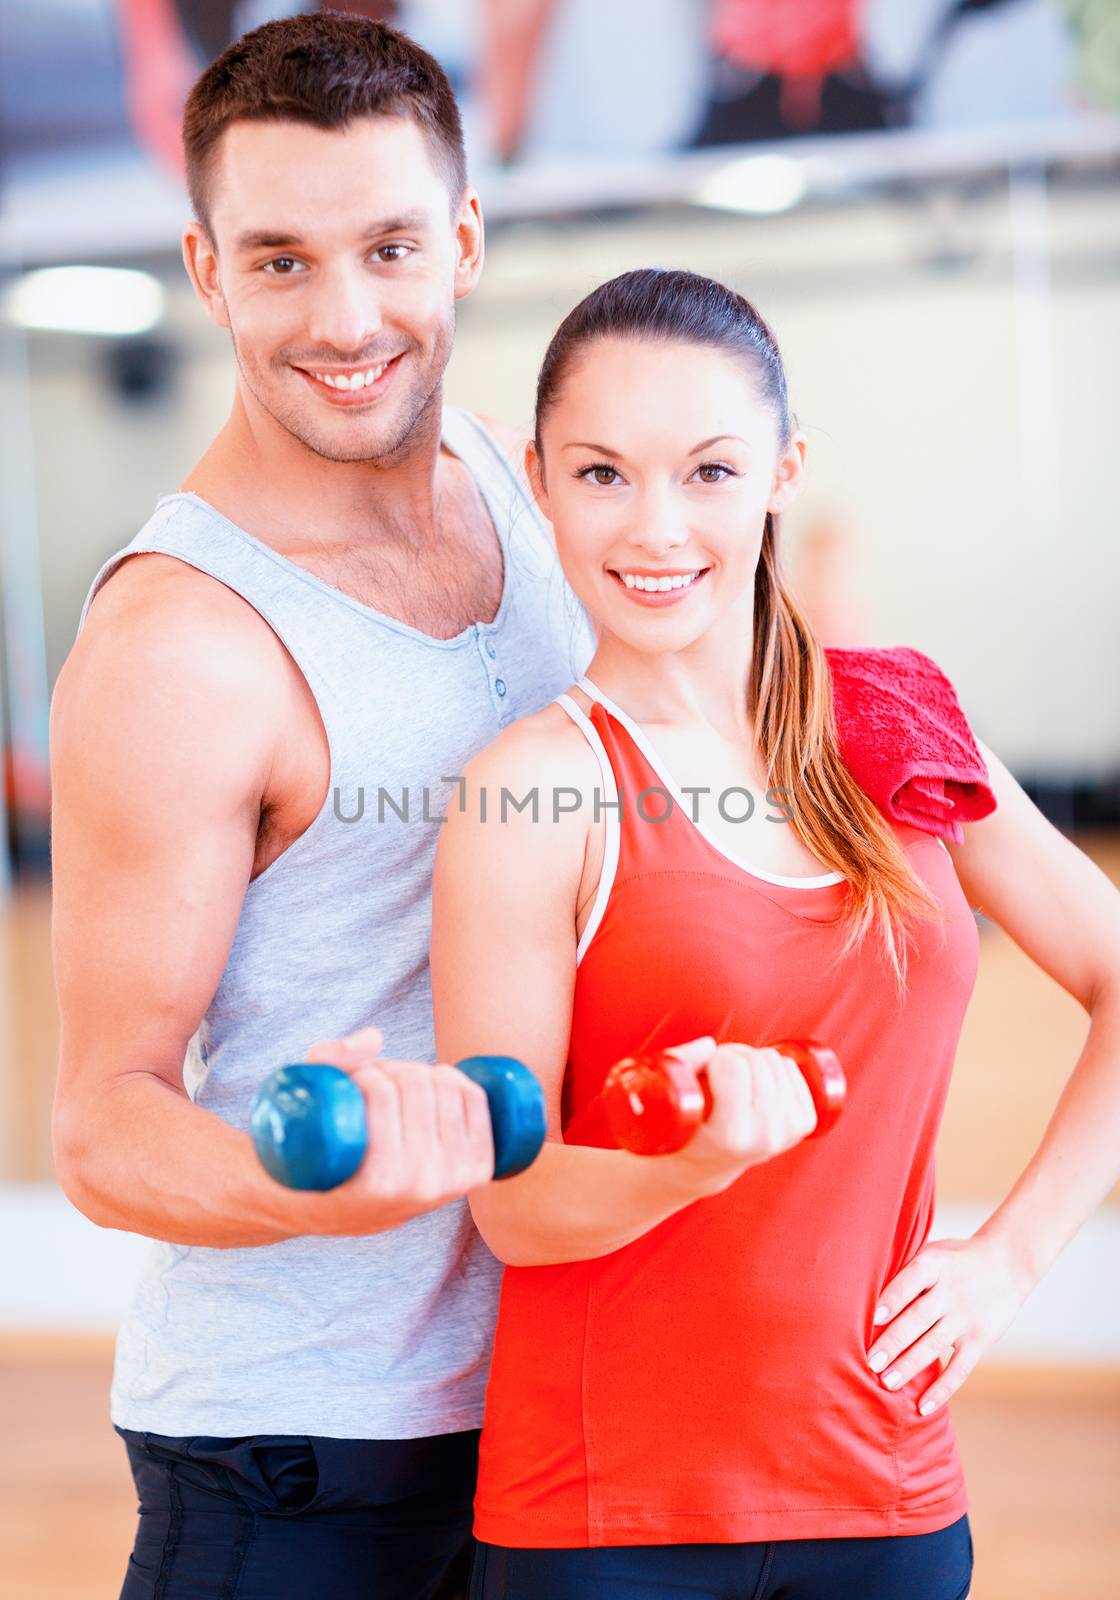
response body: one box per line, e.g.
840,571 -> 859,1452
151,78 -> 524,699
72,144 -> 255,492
529,337 -> 805,655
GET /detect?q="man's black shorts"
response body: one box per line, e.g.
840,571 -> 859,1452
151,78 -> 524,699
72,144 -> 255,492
115,1423 -> 479,1599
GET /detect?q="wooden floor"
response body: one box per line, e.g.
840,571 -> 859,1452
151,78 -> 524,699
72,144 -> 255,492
1,1344 -> 1117,1600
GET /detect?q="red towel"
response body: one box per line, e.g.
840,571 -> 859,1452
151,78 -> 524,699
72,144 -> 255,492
824,645 -> 997,845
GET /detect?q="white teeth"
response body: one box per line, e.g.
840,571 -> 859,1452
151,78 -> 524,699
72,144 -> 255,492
312,362 -> 388,390
619,570 -> 702,592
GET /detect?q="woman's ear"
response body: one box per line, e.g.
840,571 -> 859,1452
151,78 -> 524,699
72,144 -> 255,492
525,439 -> 552,521
767,429 -> 807,517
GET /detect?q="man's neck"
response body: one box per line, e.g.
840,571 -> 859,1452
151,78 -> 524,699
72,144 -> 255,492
179,389 -> 453,557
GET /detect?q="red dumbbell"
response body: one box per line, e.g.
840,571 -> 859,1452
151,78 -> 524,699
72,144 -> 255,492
600,1038 -> 846,1156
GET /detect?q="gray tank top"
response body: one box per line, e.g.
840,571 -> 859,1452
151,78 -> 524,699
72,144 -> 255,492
75,405 -> 596,1439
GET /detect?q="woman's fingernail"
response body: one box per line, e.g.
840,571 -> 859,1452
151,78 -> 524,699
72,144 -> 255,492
868,1350 -> 888,1372
873,1305 -> 889,1324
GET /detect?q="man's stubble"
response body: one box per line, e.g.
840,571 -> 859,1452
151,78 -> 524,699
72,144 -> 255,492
227,299 -> 458,469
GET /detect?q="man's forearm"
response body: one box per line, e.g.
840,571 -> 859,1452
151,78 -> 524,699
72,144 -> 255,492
56,1073 -> 391,1246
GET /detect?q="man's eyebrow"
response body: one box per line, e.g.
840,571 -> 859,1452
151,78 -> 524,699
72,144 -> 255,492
233,210 -> 431,252
561,435 -> 747,455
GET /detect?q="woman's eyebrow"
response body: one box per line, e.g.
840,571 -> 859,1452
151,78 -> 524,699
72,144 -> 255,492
561,435 -> 747,455
688,435 -> 746,453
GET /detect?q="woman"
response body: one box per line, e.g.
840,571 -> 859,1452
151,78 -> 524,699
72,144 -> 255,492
429,268 -> 1120,1599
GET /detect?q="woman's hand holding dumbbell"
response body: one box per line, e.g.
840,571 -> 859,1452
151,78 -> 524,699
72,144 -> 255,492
599,1036 -> 846,1196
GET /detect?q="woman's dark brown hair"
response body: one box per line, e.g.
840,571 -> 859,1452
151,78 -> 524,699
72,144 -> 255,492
535,268 -> 948,997
182,12 -> 466,239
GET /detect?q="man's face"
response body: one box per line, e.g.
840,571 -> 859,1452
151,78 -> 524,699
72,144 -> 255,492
199,114 -> 479,463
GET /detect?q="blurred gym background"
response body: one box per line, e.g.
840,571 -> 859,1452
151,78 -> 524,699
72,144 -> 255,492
1,2 -> 1117,1596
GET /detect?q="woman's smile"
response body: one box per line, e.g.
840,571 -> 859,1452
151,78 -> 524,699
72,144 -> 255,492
606,565 -> 713,606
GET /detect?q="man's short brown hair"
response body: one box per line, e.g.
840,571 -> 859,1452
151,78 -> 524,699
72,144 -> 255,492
182,12 -> 467,238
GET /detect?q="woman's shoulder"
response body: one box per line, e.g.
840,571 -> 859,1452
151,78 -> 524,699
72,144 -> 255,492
464,695 -> 600,782
825,643 -> 953,681
455,695 -> 603,843
822,643 -> 998,843
825,642 -> 959,692
822,644 -> 983,750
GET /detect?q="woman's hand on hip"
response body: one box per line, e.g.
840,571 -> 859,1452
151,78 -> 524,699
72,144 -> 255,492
866,1231 -> 1037,1415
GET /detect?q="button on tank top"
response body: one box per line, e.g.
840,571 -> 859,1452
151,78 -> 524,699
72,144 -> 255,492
74,406 -> 597,1440
473,670 -> 979,1545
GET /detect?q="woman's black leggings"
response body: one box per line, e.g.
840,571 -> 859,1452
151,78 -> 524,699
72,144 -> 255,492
470,1513 -> 973,1600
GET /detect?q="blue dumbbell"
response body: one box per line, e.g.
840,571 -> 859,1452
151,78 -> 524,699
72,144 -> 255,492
250,1055 -> 546,1191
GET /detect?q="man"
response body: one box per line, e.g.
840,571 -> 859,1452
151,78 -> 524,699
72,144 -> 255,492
49,14 -> 595,1598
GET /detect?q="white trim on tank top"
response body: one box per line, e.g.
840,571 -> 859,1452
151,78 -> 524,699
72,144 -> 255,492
574,674 -> 845,890
553,693 -> 622,967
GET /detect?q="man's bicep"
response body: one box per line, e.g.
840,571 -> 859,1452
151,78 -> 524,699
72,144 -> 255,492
49,610 -> 275,1107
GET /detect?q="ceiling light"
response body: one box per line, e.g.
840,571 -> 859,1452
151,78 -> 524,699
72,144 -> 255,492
693,155 -> 809,216
2,266 -> 165,335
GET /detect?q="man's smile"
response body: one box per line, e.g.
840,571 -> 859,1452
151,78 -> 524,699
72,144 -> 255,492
293,352 -> 405,405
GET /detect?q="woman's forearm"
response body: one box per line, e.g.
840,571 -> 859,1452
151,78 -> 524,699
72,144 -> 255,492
978,975 -> 1120,1290
469,1136 -> 723,1266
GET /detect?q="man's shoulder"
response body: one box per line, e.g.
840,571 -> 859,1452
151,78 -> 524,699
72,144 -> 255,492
464,410 -> 553,547
77,546 -> 288,696
470,410 -> 532,470
52,548 -> 285,795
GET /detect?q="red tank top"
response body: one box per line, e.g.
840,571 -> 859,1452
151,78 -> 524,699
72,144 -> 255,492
472,668 -> 980,1548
